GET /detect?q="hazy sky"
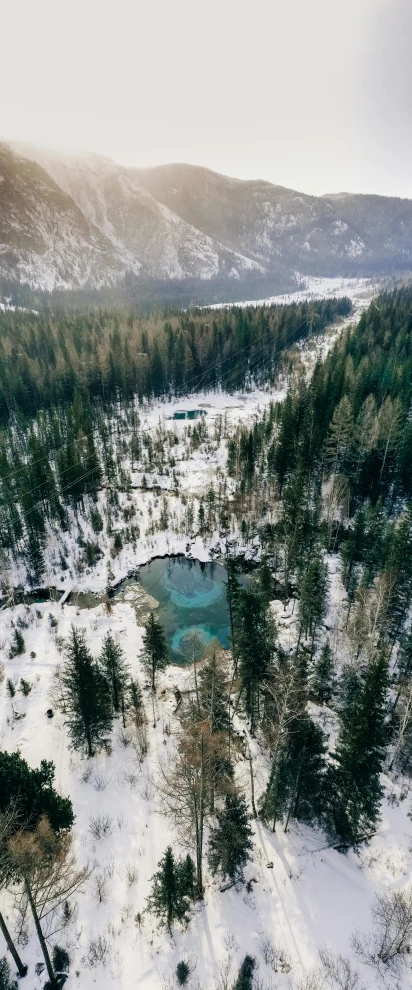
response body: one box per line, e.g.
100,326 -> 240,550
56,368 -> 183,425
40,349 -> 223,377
1,0 -> 411,197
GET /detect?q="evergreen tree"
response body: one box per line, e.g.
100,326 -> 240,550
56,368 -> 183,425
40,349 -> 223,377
311,642 -> 335,705
298,553 -> 328,655
8,628 -> 25,658
237,587 -> 276,734
0,752 -> 73,832
262,716 -> 326,831
208,791 -> 253,883
100,632 -> 129,716
233,956 -> 256,990
141,612 -> 168,691
61,626 -> 113,757
25,533 -> 45,587
146,846 -> 195,933
0,956 -> 18,990
324,654 -> 388,845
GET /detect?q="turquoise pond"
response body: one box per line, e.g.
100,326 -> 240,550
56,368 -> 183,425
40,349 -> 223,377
133,556 -> 233,664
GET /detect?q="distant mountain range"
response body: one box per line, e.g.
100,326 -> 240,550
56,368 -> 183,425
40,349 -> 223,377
1,141 -> 412,304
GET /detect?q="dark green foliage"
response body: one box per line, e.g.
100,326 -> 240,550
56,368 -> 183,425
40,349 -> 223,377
61,625 -> 113,757
99,632 -> 129,715
236,587 -> 276,734
146,846 -> 196,933
83,541 -> 103,567
176,961 -> 191,986
298,553 -> 328,652
324,654 -> 388,845
208,791 -> 253,883
89,505 -> 104,534
311,642 -> 335,705
0,957 -> 18,990
19,678 -> 31,696
8,628 -> 25,658
233,955 -> 256,990
262,716 -> 326,830
6,679 -> 15,698
141,612 -> 168,691
0,750 -> 73,832
25,534 -> 45,587
52,945 -> 70,974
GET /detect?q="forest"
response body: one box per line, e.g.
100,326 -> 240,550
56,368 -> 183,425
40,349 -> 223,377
1,285 -> 412,990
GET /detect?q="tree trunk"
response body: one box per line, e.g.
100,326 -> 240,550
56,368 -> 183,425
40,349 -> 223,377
25,880 -> 56,987
86,728 -> 93,758
0,908 -> 27,978
248,745 -> 258,818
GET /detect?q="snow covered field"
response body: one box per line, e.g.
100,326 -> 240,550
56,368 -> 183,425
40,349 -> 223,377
1,563 -> 412,990
208,275 -> 380,312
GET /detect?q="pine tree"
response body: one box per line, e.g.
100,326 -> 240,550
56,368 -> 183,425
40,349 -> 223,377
8,628 -> 25,658
61,626 -> 113,757
262,716 -> 326,831
298,553 -> 328,655
324,654 -> 388,845
141,612 -> 168,691
311,642 -> 335,705
237,587 -> 276,734
25,533 -> 45,587
0,956 -> 18,990
233,956 -> 256,990
99,632 -> 129,716
325,395 -> 355,476
146,846 -> 195,933
208,791 -> 253,883
0,752 -> 73,832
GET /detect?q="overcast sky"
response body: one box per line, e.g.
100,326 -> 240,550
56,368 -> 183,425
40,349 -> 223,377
1,0 -> 410,198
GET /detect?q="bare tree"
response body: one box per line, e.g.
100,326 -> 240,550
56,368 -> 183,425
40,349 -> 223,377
155,696 -> 233,895
8,817 -> 90,988
319,947 -> 366,989
352,886 -> 412,970
0,805 -> 27,978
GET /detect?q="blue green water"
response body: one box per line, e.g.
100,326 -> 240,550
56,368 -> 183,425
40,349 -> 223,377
136,556 -> 231,664
170,409 -> 207,421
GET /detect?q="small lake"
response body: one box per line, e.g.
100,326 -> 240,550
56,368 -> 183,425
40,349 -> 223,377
118,556 -> 233,664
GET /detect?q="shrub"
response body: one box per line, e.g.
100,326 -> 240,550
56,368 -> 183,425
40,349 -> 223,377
176,961 -> 191,986
52,945 -> 70,973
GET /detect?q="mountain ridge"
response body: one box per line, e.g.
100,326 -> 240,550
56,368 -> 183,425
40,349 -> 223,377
1,142 -> 412,302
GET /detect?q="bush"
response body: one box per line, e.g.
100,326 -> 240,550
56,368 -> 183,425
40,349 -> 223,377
176,961 -> 191,986
20,678 -> 32,696
6,678 -> 15,698
52,945 -> 70,973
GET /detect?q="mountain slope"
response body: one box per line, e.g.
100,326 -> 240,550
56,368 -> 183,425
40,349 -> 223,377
3,144 -> 265,292
2,144 -> 412,300
135,163 -> 412,276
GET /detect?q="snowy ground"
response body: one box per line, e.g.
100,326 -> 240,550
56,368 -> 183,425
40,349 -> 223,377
1,567 -> 412,990
4,286 -> 412,989
208,275 -> 380,311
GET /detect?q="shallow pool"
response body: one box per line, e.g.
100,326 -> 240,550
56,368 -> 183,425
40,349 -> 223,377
119,556 -> 232,664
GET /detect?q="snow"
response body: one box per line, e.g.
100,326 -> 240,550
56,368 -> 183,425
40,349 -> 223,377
208,275 -> 379,311
2,294 -> 412,989
1,590 -> 412,989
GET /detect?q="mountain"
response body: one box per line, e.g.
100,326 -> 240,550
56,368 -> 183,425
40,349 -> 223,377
1,143 -> 412,303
